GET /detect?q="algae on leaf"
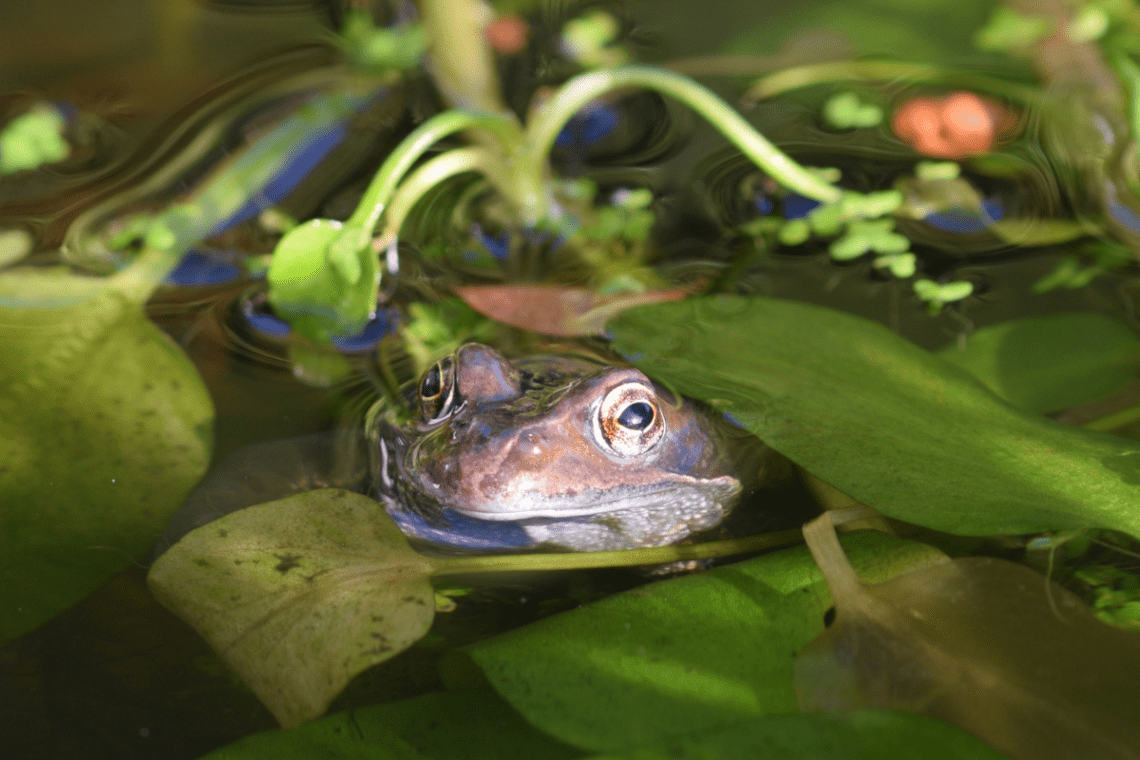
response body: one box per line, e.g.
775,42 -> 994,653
147,488 -> 437,728
795,513 -> 1140,760
608,296 -> 1140,539
0,262 -> 213,642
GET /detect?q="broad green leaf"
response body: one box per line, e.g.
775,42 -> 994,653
795,514 -> 1140,760
585,711 -> 1006,760
267,220 -> 379,343
0,267 -> 213,642
201,688 -> 581,760
607,296 -> 1140,539
147,488 -> 436,728
937,313 -> 1140,413
450,531 -> 945,752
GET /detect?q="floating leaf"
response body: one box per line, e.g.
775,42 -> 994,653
794,513 -> 1140,760
147,488 -> 436,728
455,284 -> 688,337
937,313 -> 1140,413
200,688 -> 581,760
0,265 -> 213,642
607,296 -> 1140,538
450,531 -> 945,752
822,92 -> 883,129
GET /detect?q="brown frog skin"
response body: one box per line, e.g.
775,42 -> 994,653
155,343 -> 763,556
368,343 -> 760,552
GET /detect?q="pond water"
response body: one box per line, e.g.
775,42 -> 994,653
4,1 -> 1140,758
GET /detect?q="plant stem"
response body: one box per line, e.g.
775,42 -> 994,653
347,110 -> 524,234
429,528 -> 803,576
418,0 -> 506,112
374,146 -> 506,246
523,65 -> 843,204
110,244 -> 189,304
743,61 -> 1040,103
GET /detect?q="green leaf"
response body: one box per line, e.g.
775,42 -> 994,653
937,313 -> 1140,413
147,488 -> 436,728
200,689 -> 582,760
267,220 -> 379,343
585,711 -> 1006,760
0,105 -> 69,173
450,531 -> 945,752
607,296 -> 1140,538
795,514 -> 1140,760
974,6 -> 1052,52
822,92 -> 883,129
0,267 -> 212,641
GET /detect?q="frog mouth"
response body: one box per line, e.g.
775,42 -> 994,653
448,475 -> 741,522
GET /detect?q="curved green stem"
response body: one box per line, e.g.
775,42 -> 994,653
523,65 -> 842,204
375,146 -> 507,246
347,110 -> 524,233
743,61 -> 1039,104
428,528 -> 804,576
108,244 -> 190,304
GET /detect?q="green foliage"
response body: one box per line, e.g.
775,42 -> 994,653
561,10 -> 628,68
200,689 -> 582,760
912,278 -> 973,313
936,313 -> 1140,413
341,12 -> 428,72
267,220 -> 378,343
974,6 -> 1053,52
822,92 -> 884,129
0,265 -> 213,642
1075,564 -> 1140,629
401,298 -> 498,376
608,296 -> 1140,539
795,514 -> 1140,760
0,105 -> 69,173
828,219 -> 910,260
453,532 -> 945,752
584,712 -> 1007,760
1033,241 -> 1133,293
148,489 -> 437,728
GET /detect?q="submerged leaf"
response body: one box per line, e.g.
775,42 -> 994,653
608,297 -> 1140,538
456,284 -> 688,337
937,313 -> 1140,413
0,266 -> 212,641
795,514 -> 1140,760
147,488 -> 436,728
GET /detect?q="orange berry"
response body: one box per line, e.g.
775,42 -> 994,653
485,16 -> 529,54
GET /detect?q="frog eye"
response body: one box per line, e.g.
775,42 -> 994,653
595,382 -> 665,457
420,356 -> 458,421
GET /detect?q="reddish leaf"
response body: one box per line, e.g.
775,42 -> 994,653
455,284 -> 689,336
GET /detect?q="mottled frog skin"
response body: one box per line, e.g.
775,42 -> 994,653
157,343 -> 760,555
368,344 -> 752,552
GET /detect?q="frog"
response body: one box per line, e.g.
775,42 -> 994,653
155,343 -> 767,555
